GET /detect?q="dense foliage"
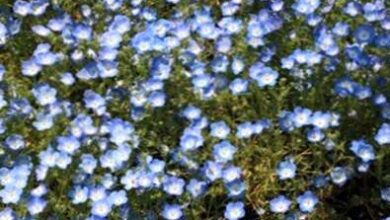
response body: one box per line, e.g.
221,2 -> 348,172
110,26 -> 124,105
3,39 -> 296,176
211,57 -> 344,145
0,0 -> 390,219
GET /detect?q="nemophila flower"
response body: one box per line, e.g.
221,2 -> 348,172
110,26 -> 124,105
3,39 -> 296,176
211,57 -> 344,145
330,166 -> 350,186
291,107 -> 312,128
100,31 -> 122,48
306,14 -> 322,27
186,179 -> 207,198
109,15 -> 131,34
375,123 -> 390,145
252,119 -> 271,135
79,154 -> 97,174
310,111 -> 332,129
13,0 -> 31,16
213,141 -> 237,163
332,22 -> 349,37
83,90 -> 106,115
102,0 -> 123,10
131,31 -> 155,53
231,56 -> 245,75
147,91 -> 166,107
343,1 -> 362,16
56,135 -> 80,155
0,207 -> 14,220
315,28 -> 339,56
98,47 -> 119,61
0,22 -> 7,45
32,83 -> 57,106
222,166 -> 242,183
203,161 -> 223,182
161,204 -> 182,220
89,186 -> 108,202
210,121 -> 230,139
276,158 -> 297,180
0,119 -> 5,135
269,195 -> 292,213
0,186 -> 23,204
363,0 -> 386,22
91,199 -> 112,218
226,180 -> 246,197
102,118 -> 135,145
163,176 -> 185,196
35,165 -> 48,181
56,152 -> 72,169
180,129 -> 204,151
357,162 -> 371,173
27,196 -> 47,215
121,170 -> 139,190
0,64 -> 4,81
251,66 -> 279,88
8,98 -> 33,116
70,185 -> 89,204
39,147 -> 59,168
101,173 -> 116,189
297,191 -> 319,213
236,122 -> 254,139
108,190 -> 127,206
32,25 -> 52,37
137,171 -> 155,189
5,18 -> 21,36
350,140 -> 375,162
5,134 -> 25,151
147,158 -> 165,173
381,187 -> 390,202
229,78 -> 248,95
354,24 -> 376,44
32,112 -> 54,131
182,105 -> 202,121
224,201 -> 245,220
292,0 -> 320,15
307,127 -> 325,143
31,184 -> 48,197
21,59 -> 42,76
60,72 -> 76,86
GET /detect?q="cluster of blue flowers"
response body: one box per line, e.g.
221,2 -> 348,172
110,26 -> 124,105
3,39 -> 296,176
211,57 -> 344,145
0,0 -> 390,219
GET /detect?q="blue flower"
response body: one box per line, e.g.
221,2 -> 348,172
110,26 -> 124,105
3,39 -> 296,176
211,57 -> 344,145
210,121 -> 230,139
163,176 -> 185,196
350,140 -> 375,162
354,24 -> 376,44
224,201 -> 245,220
203,161 -> 223,182
297,191 -> 319,213
269,195 -> 291,213
161,204 -> 182,220
91,199 -> 112,218
251,66 -> 279,88
330,167 -> 349,186
213,141 -> 237,163
0,186 -> 23,204
375,123 -> 390,145
186,179 -> 207,198
56,135 -> 80,155
307,127 -> 325,143
276,158 -> 297,180
27,197 -> 47,215
292,0 -> 320,15
108,190 -> 127,206
5,134 -> 25,150
229,78 -> 248,95
70,185 -> 89,204
32,83 -> 57,106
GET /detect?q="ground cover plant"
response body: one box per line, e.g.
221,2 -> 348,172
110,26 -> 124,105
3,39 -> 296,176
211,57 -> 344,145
0,0 -> 390,219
